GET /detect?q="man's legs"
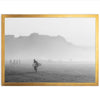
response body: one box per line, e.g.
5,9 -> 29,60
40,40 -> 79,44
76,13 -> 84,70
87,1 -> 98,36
34,66 -> 37,72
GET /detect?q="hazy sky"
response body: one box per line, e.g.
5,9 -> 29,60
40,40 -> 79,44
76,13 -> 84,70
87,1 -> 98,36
5,18 -> 95,47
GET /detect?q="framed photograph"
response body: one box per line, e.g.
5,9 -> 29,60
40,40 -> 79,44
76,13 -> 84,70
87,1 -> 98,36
1,14 -> 99,86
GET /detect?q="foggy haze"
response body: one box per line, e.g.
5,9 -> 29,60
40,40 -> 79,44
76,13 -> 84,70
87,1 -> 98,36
5,18 -> 95,47
5,33 -> 95,63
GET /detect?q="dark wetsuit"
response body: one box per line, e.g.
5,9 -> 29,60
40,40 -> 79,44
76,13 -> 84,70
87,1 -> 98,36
34,60 -> 39,72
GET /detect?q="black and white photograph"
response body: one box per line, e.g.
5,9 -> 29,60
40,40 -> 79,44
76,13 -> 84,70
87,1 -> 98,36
2,15 -> 98,85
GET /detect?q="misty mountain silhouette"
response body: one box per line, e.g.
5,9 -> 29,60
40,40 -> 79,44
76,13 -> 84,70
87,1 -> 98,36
5,33 -> 93,61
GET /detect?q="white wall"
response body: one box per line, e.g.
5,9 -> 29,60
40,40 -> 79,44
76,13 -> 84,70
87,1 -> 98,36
0,0 -> 100,100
